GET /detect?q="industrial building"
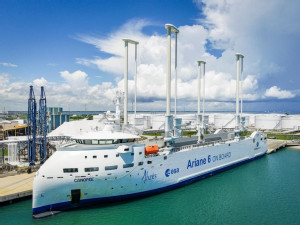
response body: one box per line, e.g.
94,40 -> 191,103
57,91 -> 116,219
47,107 -> 70,132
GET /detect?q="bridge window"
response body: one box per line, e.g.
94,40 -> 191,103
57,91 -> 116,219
105,165 -> 118,170
84,167 -> 99,172
138,162 -> 143,166
113,139 -> 120,144
121,139 -> 129,143
85,140 -> 92,145
123,163 -> 134,168
63,168 -> 78,173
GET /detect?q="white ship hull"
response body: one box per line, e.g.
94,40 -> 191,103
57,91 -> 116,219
32,132 -> 267,217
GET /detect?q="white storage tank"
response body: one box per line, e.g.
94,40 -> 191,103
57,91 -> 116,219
255,114 -> 282,130
281,115 -> 300,129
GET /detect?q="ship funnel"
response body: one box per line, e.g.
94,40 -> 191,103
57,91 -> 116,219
122,39 -> 139,125
235,53 -> 244,132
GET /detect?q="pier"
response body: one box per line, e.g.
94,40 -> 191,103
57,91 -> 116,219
267,139 -> 300,154
0,173 -> 34,204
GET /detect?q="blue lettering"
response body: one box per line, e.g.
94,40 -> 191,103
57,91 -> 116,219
187,157 -> 207,169
166,168 -> 180,177
74,178 -> 94,183
142,170 -> 157,183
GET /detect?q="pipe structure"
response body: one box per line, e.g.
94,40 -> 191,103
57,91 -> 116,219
165,24 -> 179,116
240,55 -> 244,118
122,39 -> 139,125
197,60 -> 206,142
174,30 -> 179,116
235,53 -> 244,131
202,61 -> 206,132
134,42 -> 138,118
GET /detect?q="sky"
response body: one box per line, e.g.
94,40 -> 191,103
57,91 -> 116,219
0,0 -> 300,113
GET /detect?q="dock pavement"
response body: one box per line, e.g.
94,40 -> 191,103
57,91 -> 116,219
0,172 -> 34,203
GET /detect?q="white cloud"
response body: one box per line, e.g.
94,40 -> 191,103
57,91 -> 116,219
74,19 -> 261,112
0,62 -> 18,67
264,86 -> 295,99
33,77 -> 47,87
60,70 -> 89,90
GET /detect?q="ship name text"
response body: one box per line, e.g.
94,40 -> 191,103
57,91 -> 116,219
142,170 -> 157,183
187,152 -> 231,169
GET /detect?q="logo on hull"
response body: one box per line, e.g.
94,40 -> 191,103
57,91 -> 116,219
165,168 -> 180,177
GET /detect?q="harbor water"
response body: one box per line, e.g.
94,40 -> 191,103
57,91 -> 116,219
1,148 -> 299,225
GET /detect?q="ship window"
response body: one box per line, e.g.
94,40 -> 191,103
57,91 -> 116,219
138,162 -> 143,166
147,161 -> 152,164
63,168 -> 78,173
139,152 -> 142,155
116,154 -> 119,157
123,163 -> 134,168
84,167 -> 99,172
253,139 -> 255,143
104,155 -> 108,158
99,140 -> 106,144
93,155 -> 97,159
105,165 -> 118,170
164,156 -> 167,160
92,140 -> 98,145
106,140 -> 113,144
85,140 -> 92,145
131,153 -> 134,156
113,139 -> 120,144
121,139 -> 129,143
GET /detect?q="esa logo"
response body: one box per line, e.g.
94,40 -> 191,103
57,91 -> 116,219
165,168 -> 180,177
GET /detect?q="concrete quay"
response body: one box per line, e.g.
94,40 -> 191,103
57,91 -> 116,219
0,172 -> 34,204
267,139 -> 300,154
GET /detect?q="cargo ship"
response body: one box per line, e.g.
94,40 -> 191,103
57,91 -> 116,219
32,24 -> 268,218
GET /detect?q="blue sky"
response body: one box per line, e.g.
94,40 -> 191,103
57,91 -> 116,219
1,0 -> 300,113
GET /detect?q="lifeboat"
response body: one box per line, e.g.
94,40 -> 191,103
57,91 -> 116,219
145,145 -> 159,155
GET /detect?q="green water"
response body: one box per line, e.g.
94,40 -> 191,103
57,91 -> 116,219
1,149 -> 300,225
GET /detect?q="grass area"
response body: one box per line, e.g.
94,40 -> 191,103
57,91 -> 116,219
267,134 -> 300,140
182,130 -> 197,136
240,131 -> 252,137
70,115 -> 93,120
1,148 -> 8,156
146,132 -> 163,136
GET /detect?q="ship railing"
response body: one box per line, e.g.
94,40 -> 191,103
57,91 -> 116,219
176,139 -> 232,152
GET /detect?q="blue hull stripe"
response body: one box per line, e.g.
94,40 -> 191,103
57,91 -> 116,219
33,153 -> 265,215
